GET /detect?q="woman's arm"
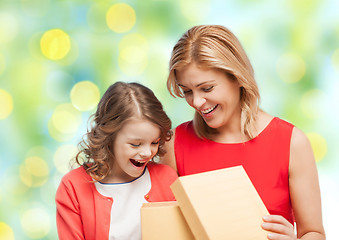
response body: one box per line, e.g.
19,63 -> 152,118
262,127 -> 325,239
289,127 -> 325,239
160,129 -> 178,172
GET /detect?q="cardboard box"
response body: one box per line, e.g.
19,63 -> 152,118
141,201 -> 194,240
170,165 -> 269,240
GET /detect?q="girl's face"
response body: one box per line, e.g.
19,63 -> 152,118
111,118 -> 161,183
176,63 -> 242,132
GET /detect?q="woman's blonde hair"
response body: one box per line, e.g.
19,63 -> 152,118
167,25 -> 260,139
76,81 -> 172,181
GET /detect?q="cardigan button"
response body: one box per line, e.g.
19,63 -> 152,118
145,195 -> 149,199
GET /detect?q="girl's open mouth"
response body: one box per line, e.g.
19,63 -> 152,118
130,159 -> 147,167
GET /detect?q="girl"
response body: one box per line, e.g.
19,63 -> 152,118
56,81 -> 178,240
162,25 -> 325,239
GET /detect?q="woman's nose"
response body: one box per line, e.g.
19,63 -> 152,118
192,93 -> 206,109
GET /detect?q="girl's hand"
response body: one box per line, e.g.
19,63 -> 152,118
261,215 -> 297,240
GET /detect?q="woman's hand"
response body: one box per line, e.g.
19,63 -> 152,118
262,215 -> 297,240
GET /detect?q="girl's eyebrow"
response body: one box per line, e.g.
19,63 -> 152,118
127,136 -> 161,141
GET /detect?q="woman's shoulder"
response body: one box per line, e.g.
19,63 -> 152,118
257,112 -> 294,133
174,120 -> 197,140
175,120 -> 193,131
290,126 -> 311,152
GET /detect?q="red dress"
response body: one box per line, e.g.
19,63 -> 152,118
174,117 -> 294,223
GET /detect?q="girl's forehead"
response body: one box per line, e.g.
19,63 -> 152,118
118,118 -> 161,137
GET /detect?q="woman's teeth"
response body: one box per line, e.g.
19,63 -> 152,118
130,159 -> 146,167
201,105 -> 217,114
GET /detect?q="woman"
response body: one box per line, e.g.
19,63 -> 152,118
162,25 -> 325,239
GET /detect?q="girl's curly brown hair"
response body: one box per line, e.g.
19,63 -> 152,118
75,81 -> 172,181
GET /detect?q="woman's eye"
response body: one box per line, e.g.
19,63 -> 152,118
203,86 -> 214,92
151,141 -> 160,145
182,89 -> 192,94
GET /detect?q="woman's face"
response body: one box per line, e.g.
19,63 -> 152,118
176,63 -> 242,131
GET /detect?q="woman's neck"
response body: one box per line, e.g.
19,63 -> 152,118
210,111 -> 273,144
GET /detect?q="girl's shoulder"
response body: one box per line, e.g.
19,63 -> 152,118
147,162 -> 178,179
148,161 -> 176,173
60,165 -> 92,185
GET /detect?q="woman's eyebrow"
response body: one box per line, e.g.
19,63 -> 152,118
178,80 -> 215,88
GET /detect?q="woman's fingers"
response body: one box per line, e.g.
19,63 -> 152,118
261,215 -> 296,240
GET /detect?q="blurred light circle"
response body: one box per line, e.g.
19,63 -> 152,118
25,157 -> 49,177
179,0 -> 210,22
70,81 -> 100,111
0,53 -> 6,75
118,33 -> 148,76
0,222 -> 15,240
50,103 -> 82,134
0,12 -> 19,44
307,132 -> 327,162
54,144 -> 78,174
19,164 -> 33,187
0,89 -> 13,120
48,120 -> 75,142
106,3 -> 136,33
300,89 -> 326,119
40,29 -> 71,60
276,53 -> 306,83
20,157 -> 49,188
21,207 -> 50,239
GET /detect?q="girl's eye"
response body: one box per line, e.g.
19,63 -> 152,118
130,143 -> 140,147
151,141 -> 160,145
202,86 -> 214,92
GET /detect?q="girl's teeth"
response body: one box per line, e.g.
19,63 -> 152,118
130,159 -> 146,167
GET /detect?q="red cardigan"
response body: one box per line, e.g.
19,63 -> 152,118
55,162 -> 178,240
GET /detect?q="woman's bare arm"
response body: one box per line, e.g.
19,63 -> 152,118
160,129 -> 178,172
289,127 -> 325,239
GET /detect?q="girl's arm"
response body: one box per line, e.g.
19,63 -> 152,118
160,129 -> 178,172
55,179 -> 85,240
262,127 -> 326,239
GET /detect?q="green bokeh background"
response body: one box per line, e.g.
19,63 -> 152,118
1,0 -> 338,239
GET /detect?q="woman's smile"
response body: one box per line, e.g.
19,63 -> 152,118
199,104 -> 218,117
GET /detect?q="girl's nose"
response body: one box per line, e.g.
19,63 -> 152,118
139,146 -> 152,158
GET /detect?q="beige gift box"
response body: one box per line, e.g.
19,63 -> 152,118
141,201 -> 194,240
141,165 -> 269,239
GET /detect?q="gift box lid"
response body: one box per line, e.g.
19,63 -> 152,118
170,165 -> 269,240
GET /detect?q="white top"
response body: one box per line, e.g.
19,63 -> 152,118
94,168 -> 151,240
